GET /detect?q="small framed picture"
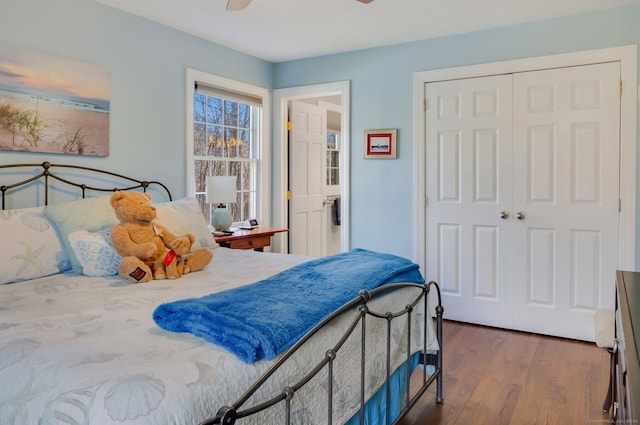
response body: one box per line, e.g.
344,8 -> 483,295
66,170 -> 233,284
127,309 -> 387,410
363,129 -> 397,159
248,218 -> 259,227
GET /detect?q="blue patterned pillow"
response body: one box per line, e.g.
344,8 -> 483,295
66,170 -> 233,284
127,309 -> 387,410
68,228 -> 121,277
44,195 -> 119,274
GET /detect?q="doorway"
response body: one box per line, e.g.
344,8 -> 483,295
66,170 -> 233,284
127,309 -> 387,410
272,81 -> 351,255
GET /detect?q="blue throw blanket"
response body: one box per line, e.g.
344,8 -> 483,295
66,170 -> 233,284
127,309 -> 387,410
152,248 -> 424,363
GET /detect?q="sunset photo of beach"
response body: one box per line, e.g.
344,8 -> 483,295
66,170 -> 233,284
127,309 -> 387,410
0,42 -> 110,156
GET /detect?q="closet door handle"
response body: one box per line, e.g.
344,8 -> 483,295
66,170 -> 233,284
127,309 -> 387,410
499,211 -> 510,219
516,211 -> 526,220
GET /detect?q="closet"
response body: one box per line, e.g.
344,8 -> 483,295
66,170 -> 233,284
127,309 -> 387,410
425,62 -> 620,341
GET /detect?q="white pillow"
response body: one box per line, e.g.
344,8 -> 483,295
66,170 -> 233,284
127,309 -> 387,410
68,228 -> 121,277
0,206 -> 70,284
44,195 -> 119,274
155,198 -> 218,250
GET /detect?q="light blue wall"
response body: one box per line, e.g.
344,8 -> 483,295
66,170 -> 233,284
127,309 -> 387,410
2,0 -> 640,264
0,0 -> 273,199
274,5 -> 640,262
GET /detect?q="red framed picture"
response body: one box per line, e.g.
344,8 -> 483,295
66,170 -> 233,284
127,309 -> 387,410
363,129 -> 397,159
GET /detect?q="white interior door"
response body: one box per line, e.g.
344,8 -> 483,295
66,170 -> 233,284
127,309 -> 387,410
510,62 -> 621,340
425,62 -> 621,340
426,74 -> 514,328
289,100 -> 327,257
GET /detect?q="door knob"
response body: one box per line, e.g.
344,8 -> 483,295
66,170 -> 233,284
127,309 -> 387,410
515,211 -> 526,220
499,211 -> 509,219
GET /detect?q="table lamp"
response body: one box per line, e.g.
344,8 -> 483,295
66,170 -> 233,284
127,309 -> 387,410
206,175 -> 236,231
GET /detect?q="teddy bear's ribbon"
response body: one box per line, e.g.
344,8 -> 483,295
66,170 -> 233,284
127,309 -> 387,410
163,250 -> 180,266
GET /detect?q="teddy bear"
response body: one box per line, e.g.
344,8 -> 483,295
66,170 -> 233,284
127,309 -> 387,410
109,191 -> 213,283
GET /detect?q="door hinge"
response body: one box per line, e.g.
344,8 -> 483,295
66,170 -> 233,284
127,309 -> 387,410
287,121 -> 293,131
424,99 -> 428,111
619,198 -> 622,212
620,80 -> 623,96
286,190 -> 292,200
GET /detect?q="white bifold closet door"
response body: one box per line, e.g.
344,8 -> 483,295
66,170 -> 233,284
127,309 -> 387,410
425,62 -> 620,341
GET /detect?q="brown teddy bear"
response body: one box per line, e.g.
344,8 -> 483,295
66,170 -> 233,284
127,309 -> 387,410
109,191 -> 213,283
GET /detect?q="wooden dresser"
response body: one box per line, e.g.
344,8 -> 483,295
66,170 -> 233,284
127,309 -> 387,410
615,270 -> 640,422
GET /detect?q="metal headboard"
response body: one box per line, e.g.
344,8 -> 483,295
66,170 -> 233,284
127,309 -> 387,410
0,161 -> 172,210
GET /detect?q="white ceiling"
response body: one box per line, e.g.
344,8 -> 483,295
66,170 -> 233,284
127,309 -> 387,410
93,0 -> 640,62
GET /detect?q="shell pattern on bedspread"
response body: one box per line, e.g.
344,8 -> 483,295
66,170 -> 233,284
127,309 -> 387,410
105,375 -> 166,421
40,383 -> 102,425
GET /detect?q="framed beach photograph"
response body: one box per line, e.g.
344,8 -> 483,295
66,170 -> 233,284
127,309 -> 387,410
0,42 -> 110,156
363,129 -> 397,159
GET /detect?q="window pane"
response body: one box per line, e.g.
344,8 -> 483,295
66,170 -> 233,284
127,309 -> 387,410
208,125 -> 223,157
241,161 -> 253,191
194,94 -> 206,122
211,160 -> 227,176
207,97 -> 223,124
238,129 -> 250,159
327,131 -> 336,149
194,160 -> 208,193
241,191 -> 250,220
229,161 -> 241,187
224,100 -> 238,126
331,168 -> 339,186
238,103 -> 250,129
228,202 -> 239,223
194,123 -> 207,156
225,128 -> 238,158
331,151 -> 339,168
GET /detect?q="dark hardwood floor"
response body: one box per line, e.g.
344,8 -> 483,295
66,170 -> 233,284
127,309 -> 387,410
398,320 -> 611,425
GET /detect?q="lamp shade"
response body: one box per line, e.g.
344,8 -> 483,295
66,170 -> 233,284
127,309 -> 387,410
206,176 -> 236,206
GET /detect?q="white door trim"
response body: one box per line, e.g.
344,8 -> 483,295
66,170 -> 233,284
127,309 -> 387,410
273,81 -> 351,254
413,45 -> 637,273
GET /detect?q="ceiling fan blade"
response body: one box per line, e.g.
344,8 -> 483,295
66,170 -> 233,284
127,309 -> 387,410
226,0 -> 252,11
357,0 -> 375,3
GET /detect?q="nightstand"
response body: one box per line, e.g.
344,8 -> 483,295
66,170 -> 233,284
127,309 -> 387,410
214,227 -> 288,251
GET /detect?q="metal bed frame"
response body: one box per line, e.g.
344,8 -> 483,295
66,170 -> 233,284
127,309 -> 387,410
0,161 -> 172,209
203,282 -> 444,425
0,161 -> 444,425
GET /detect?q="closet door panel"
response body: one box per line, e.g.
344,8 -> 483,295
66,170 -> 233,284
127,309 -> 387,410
426,75 -> 513,328
511,62 -> 620,340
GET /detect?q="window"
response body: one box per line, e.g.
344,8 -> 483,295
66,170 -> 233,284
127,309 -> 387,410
326,131 -> 340,187
186,70 -> 269,227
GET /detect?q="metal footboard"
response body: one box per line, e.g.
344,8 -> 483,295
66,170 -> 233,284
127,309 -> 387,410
201,280 -> 444,425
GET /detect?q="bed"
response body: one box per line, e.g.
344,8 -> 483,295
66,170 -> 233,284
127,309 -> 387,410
0,162 -> 443,425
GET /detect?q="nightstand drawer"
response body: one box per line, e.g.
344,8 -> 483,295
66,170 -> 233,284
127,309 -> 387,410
225,235 -> 271,250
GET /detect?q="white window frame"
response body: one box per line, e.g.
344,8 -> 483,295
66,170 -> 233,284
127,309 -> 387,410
185,68 -> 271,226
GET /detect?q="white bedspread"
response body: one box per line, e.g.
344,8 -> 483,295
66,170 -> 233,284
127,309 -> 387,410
0,248 -> 438,425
